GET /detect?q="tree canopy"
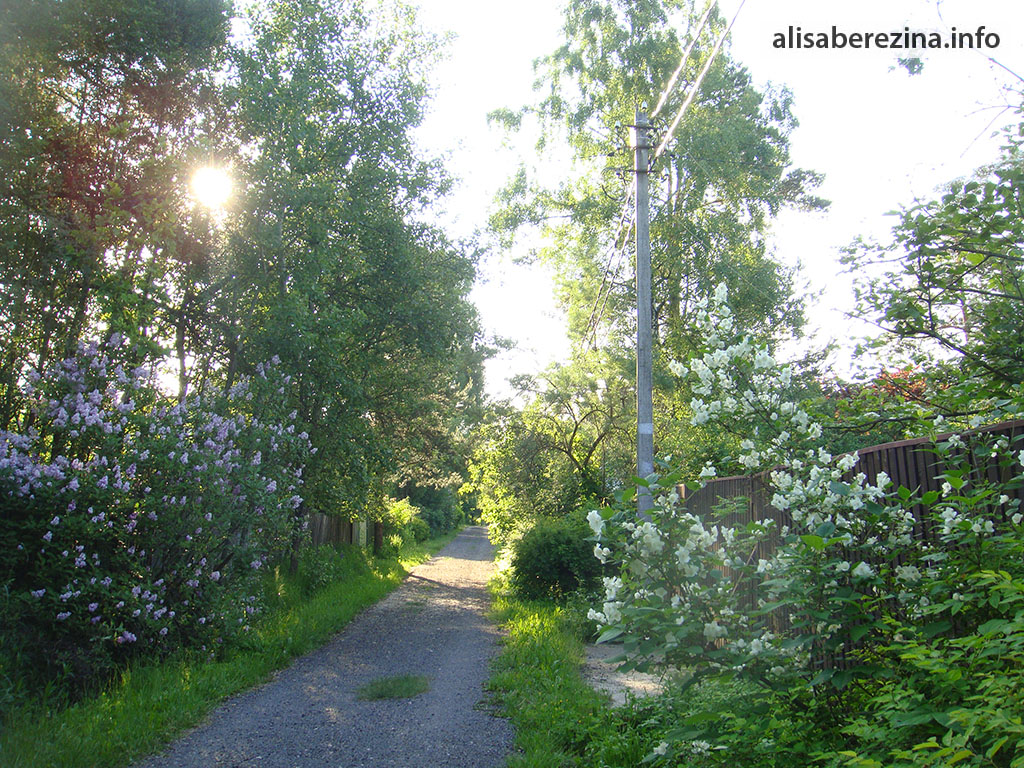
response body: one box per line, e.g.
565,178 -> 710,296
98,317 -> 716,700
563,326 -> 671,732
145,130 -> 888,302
0,0 -> 486,519
473,0 -> 828,529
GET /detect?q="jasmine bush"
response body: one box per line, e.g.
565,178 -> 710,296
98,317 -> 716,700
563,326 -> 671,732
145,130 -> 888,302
589,286 -> 1024,766
0,336 -> 310,698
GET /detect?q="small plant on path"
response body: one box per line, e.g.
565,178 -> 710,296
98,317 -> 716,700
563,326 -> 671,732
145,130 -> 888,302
356,674 -> 431,701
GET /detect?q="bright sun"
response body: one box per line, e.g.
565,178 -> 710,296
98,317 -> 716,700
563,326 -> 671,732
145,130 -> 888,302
190,166 -> 232,209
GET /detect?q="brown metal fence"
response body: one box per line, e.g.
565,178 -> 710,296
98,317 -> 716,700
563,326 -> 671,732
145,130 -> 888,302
684,419 -> 1024,529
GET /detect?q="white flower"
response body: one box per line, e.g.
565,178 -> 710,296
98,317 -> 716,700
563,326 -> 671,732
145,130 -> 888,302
714,282 -> 729,303
586,509 -> 604,536
690,740 -> 712,756
603,576 -> 623,601
753,349 -> 775,370
895,565 -> 921,583
852,562 -> 875,580
703,620 -> 727,640
652,741 -> 668,757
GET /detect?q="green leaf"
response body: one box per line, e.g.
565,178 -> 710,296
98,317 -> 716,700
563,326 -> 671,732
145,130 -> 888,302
809,669 -> 834,686
596,627 -> 623,643
850,624 -> 872,643
985,737 -> 1008,759
801,534 -> 826,551
978,619 -> 1008,635
947,749 -> 974,765
815,520 -> 837,537
830,481 -> 850,497
921,620 -> 953,638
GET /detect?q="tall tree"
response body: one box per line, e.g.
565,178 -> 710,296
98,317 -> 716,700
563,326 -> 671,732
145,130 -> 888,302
485,0 -> 826,499
202,0 -> 486,516
0,0 -> 230,426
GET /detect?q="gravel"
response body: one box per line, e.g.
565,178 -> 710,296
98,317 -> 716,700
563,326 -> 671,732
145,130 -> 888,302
133,526 -> 514,768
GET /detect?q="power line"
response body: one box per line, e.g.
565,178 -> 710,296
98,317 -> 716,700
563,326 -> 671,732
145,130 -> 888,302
580,181 -> 636,350
653,0 -> 747,162
649,0 -> 717,120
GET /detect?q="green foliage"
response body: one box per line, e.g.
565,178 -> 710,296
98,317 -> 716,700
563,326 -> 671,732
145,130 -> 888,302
510,513 -> 603,601
844,111 -> 1024,403
290,544 -> 368,599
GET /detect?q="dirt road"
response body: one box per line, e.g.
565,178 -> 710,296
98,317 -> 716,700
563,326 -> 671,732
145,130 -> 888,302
134,526 -> 514,768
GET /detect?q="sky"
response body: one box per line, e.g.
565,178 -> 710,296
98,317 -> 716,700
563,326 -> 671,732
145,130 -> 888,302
412,0 -> 1024,399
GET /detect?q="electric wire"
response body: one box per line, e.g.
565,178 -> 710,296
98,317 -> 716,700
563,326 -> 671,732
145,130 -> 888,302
653,0 -> 747,162
649,0 -> 717,120
579,181 -> 636,350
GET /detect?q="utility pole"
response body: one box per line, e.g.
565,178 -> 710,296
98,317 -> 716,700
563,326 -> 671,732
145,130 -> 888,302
633,110 -> 654,516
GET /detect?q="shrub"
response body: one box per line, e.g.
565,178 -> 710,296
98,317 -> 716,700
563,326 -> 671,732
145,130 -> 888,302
0,338 -> 310,695
292,544 -> 361,597
510,513 -> 602,601
405,516 -> 431,543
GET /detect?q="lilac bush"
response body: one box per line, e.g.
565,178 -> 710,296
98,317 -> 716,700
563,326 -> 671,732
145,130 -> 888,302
0,336 -> 310,688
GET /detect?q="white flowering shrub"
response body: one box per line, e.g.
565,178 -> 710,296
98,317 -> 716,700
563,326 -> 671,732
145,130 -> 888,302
0,337 -> 310,690
589,286 -> 1024,766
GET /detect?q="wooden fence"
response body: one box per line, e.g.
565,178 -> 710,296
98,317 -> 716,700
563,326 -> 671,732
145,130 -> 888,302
306,512 -> 368,548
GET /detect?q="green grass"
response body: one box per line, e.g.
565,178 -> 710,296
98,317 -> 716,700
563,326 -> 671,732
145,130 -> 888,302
485,582 -> 608,767
485,580 -> 792,768
356,674 -> 431,701
0,531 -> 459,768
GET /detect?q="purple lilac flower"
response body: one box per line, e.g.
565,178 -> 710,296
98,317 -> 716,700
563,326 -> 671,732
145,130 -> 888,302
30,589 -> 45,599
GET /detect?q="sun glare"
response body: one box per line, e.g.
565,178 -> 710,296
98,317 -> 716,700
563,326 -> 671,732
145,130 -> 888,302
191,166 -> 233,210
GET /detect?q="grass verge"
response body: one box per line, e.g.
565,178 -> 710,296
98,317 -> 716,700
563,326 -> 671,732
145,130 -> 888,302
0,530 -> 458,768
485,582 -> 608,767
486,581 -> 792,767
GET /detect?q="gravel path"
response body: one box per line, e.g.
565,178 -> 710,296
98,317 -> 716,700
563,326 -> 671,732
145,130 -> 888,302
134,526 -> 514,768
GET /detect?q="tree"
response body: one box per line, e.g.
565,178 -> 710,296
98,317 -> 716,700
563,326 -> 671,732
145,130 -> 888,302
0,0 -> 231,425
844,111 -> 1024,409
203,0 -> 486,517
483,0 -> 827,503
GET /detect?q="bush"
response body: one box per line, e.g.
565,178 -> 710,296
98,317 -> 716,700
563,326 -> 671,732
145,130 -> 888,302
405,516 -> 431,543
292,544 -> 361,597
0,340 -> 310,696
510,513 -> 601,601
